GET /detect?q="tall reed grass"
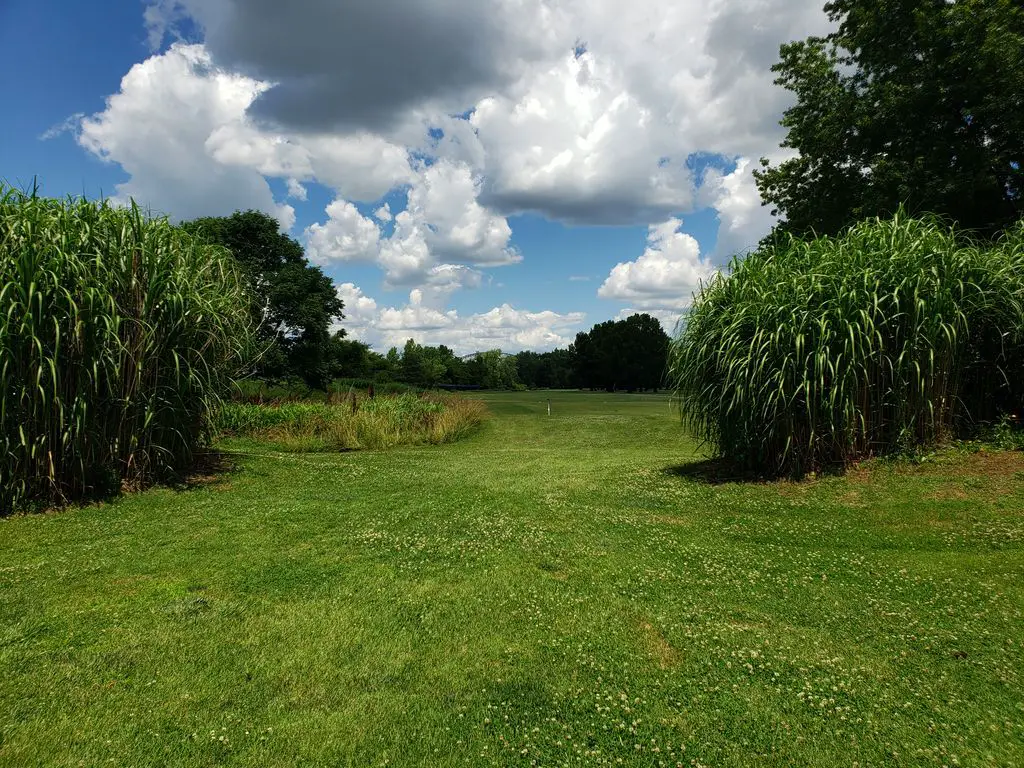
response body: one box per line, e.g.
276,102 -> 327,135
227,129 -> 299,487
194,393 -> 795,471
214,393 -> 487,451
670,213 -> 1024,476
0,186 -> 254,513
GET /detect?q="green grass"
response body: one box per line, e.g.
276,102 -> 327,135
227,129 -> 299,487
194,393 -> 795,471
2,391 -> 1022,766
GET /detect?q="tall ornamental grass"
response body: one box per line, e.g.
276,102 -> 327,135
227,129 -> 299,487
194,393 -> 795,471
1,187 -> 254,513
670,214 -> 1024,476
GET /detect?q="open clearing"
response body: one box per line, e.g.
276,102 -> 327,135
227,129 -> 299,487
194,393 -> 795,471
1,392 -> 1022,766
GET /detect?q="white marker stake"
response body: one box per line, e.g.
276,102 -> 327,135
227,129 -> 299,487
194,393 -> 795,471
547,399 -> 551,416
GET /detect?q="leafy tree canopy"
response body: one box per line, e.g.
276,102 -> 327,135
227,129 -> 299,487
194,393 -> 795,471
756,0 -> 1024,239
569,313 -> 670,392
182,211 -> 345,388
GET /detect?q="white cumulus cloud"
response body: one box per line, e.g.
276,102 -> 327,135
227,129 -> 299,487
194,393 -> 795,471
471,49 -> 696,224
405,160 -> 520,267
598,218 -> 717,311
304,200 -> 381,265
335,284 -> 585,354
78,43 -> 295,228
78,1 -> 837,334
310,160 -> 519,289
78,43 -> 413,228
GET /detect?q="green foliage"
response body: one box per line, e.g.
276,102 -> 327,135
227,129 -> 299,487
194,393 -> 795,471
514,349 -> 574,389
326,321 -> 667,393
469,349 -> 521,390
327,335 -> 376,380
570,313 -> 670,391
182,211 -> 344,388
977,415 -> 1024,452
756,0 -> 1024,239
0,186 -> 254,513
670,212 -> 1024,476
330,379 -> 415,397
214,393 -> 487,451
229,377 -> 416,404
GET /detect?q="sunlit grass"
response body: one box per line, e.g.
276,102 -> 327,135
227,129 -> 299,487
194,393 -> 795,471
1,391 -> 1021,766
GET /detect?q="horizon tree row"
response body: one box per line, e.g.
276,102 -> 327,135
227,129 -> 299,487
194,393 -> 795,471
321,314 -> 670,393
180,210 -> 672,393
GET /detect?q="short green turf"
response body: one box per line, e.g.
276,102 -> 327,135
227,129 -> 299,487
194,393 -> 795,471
1,391 -> 1021,766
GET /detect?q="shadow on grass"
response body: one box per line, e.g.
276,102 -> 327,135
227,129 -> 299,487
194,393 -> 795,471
4,451 -> 239,517
175,450 -> 238,491
664,457 -> 849,485
663,458 -> 778,485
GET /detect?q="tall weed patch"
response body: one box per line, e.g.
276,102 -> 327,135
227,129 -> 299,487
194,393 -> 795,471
215,393 -> 487,451
670,214 -> 1024,476
0,187 -> 254,513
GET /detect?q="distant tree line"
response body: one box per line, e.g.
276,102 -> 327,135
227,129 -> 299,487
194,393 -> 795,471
183,209 -> 672,392
327,313 -> 670,392
327,339 -> 522,390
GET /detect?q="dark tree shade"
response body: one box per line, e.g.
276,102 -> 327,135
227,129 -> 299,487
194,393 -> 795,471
182,211 -> 345,388
515,349 -> 574,389
756,0 -> 1024,240
569,313 -> 670,391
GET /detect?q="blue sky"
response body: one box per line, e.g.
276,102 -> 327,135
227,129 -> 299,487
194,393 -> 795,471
0,0 -> 829,353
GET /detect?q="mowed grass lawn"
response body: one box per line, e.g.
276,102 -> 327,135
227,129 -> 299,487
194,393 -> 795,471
2,392 -> 1022,767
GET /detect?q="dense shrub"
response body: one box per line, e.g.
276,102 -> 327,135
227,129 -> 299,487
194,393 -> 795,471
214,393 -> 487,451
670,213 -> 1024,476
0,188 -> 254,513
229,377 -> 416,403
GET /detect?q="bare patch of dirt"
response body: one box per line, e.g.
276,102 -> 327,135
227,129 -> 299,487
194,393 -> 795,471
775,450 -> 1024,506
873,451 -> 1024,503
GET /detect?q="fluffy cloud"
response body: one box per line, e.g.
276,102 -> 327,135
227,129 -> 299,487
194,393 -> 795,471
405,161 -> 520,267
336,284 -> 584,354
438,0 -> 829,224
469,50 -> 697,224
336,282 -> 378,321
78,43 -> 294,227
78,43 -> 413,227
699,158 -> 777,259
305,160 -> 518,289
203,118 -> 413,202
418,265 -> 485,308
598,218 -> 717,310
286,178 -> 308,201
78,1 -> 839,350
305,200 -> 381,265
129,1 -> 829,228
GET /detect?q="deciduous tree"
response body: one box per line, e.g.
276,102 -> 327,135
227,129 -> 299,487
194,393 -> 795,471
182,211 -> 345,387
756,0 -> 1024,239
